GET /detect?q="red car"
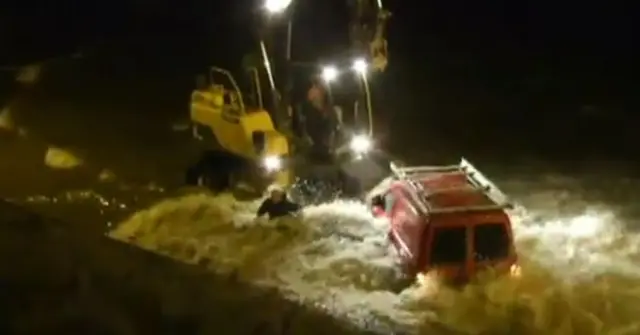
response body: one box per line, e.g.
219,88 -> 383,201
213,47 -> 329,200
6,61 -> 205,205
368,158 -> 520,286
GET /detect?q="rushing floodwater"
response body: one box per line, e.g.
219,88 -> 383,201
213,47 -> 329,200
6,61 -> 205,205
16,165 -> 640,335
4,50 -> 639,334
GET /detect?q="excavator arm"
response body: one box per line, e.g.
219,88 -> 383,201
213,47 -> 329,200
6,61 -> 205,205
348,0 -> 391,72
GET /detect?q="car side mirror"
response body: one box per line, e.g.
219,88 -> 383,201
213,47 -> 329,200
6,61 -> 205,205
372,205 -> 385,217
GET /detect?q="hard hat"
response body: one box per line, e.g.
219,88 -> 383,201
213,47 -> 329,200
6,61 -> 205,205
267,184 -> 285,194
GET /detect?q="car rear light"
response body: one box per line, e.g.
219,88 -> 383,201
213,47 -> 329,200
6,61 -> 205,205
509,264 -> 522,277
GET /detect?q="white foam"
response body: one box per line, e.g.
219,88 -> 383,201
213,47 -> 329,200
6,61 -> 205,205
109,190 -> 640,334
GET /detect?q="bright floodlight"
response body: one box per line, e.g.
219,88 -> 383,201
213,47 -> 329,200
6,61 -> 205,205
321,66 -> 338,82
352,58 -> 367,74
265,0 -> 292,13
263,155 -> 282,171
349,134 -> 372,154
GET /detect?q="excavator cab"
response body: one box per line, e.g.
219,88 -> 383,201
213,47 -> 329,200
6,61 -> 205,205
188,67 -> 291,194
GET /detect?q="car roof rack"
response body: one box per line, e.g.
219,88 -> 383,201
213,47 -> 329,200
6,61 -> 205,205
389,158 -> 512,215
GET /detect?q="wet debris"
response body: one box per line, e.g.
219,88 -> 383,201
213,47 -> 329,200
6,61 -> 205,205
44,146 -> 84,169
98,169 -> 117,183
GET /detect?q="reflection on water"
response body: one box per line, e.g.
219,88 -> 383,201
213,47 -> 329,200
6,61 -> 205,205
14,183 -> 165,231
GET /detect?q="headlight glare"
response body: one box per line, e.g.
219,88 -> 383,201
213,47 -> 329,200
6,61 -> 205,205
263,155 -> 282,171
349,134 -> 372,154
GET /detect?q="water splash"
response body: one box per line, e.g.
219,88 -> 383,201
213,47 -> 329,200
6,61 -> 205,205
107,190 -> 640,334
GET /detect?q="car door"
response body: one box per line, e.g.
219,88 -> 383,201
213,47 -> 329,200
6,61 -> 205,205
394,192 -> 421,262
387,190 -> 417,262
426,225 -> 470,282
377,191 -> 399,241
470,221 -> 514,276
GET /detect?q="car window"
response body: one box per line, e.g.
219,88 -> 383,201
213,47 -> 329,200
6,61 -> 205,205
384,193 -> 395,213
473,223 -> 510,261
371,194 -> 385,209
429,227 -> 467,265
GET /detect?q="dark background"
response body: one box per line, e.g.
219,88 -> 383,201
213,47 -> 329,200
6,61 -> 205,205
1,3 -> 638,334
1,0 -> 637,166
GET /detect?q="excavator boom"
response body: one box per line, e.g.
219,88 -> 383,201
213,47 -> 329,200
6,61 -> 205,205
348,0 -> 391,72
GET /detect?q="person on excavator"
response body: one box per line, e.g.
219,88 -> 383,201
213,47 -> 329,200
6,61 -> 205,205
303,77 -> 339,161
256,185 -> 301,220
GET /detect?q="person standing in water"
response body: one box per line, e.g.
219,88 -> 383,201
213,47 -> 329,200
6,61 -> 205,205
256,185 -> 301,220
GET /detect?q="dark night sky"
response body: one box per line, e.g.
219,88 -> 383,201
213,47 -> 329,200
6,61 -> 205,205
1,0 -> 638,157
2,0 -> 635,91
3,0 -> 635,73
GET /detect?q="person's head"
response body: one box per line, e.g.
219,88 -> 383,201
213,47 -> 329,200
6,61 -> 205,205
268,184 -> 286,202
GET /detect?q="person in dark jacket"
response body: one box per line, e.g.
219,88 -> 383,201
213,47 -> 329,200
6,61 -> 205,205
256,185 -> 301,220
303,78 -> 339,162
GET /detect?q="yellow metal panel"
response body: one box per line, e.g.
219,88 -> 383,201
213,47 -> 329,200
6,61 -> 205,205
191,95 -> 247,157
263,131 -> 289,156
191,95 -> 289,160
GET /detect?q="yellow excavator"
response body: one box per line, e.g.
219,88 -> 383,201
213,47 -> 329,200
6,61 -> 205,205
186,62 -> 382,200
186,66 -> 292,195
185,0 -> 391,199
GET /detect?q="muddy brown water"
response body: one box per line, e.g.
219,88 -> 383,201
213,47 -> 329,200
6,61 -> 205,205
3,56 -> 640,333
